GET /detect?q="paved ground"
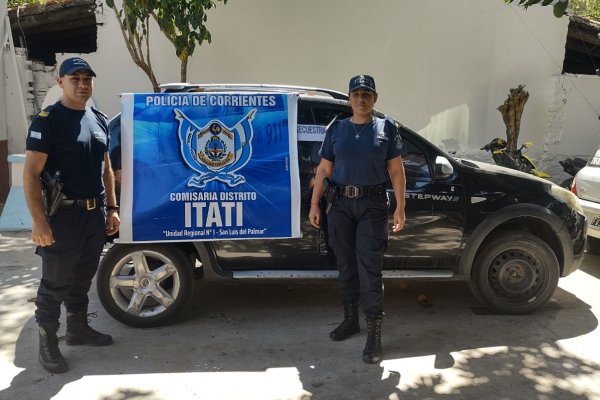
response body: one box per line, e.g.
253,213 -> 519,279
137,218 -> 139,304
1,230 -> 600,400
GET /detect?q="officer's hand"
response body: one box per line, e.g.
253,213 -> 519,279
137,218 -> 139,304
309,204 -> 321,228
392,209 -> 405,233
31,219 -> 54,247
106,210 -> 121,235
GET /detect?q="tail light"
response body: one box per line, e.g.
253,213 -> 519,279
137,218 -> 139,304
571,176 -> 577,195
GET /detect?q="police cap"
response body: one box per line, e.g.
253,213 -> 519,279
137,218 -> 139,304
349,75 -> 376,93
59,57 -> 96,77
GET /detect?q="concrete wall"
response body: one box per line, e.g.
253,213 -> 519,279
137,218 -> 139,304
12,0 -> 600,183
1,9 -> 8,204
562,74 -> 600,153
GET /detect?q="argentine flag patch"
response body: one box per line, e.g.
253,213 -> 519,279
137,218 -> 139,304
30,131 -> 42,140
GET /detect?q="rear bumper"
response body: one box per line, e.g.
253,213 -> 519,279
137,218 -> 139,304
579,198 -> 600,240
562,209 -> 587,277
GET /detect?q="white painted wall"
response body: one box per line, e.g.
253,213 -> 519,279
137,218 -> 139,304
562,75 -> 600,153
2,17 -> 29,155
28,1 -> 600,180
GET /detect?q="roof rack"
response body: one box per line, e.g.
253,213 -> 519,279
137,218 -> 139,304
159,83 -> 349,100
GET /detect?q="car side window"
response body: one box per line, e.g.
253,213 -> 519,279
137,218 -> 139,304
297,102 -> 351,168
298,101 -> 313,125
401,136 -> 431,179
312,106 -> 352,126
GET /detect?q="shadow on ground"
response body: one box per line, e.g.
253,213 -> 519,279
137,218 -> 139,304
2,230 -> 599,399
1,273 -> 599,399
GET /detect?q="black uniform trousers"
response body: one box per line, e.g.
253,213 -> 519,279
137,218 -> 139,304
35,207 -> 106,324
327,192 -> 388,318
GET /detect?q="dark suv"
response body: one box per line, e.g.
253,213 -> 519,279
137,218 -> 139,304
98,84 -> 587,327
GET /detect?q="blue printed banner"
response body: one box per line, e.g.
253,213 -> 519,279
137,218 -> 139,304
118,93 -> 300,242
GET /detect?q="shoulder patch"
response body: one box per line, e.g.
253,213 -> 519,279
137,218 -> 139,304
29,131 -> 42,139
38,111 -> 49,117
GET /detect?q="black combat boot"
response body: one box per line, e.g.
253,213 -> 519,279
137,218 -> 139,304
38,322 -> 68,373
65,312 -> 113,346
362,317 -> 382,364
329,303 -> 360,341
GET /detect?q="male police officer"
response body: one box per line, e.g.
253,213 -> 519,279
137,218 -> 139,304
309,75 -> 406,363
23,57 -> 120,373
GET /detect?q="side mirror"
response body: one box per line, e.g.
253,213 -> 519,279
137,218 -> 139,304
434,156 -> 454,178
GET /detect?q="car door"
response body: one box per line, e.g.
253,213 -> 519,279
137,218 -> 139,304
213,98 -> 329,270
291,100 -> 355,269
385,132 -> 465,269
316,120 -> 465,270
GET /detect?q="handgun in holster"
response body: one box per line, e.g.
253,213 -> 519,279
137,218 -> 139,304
323,177 -> 339,214
40,170 -> 65,217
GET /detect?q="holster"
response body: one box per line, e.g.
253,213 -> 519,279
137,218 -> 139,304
323,177 -> 339,214
40,170 -> 66,217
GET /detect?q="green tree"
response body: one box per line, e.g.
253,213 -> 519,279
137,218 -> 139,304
106,0 -> 227,92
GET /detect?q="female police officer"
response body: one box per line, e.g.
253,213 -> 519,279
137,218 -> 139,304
309,75 -> 406,364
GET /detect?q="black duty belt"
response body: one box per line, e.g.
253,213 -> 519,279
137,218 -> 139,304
60,197 -> 103,211
339,184 -> 386,198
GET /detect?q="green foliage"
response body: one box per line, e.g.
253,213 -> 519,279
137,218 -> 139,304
570,0 -> 600,19
7,0 -> 45,8
504,0 -> 570,17
106,0 -> 226,88
151,0 -> 226,62
504,0 -> 600,19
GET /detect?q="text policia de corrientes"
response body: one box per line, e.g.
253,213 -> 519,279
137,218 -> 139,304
163,191 -> 267,239
145,94 -> 278,108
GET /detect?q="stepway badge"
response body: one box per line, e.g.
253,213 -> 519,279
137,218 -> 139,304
175,108 -> 256,188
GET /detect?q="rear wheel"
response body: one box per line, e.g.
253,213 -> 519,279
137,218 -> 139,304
97,244 -> 195,327
470,231 -> 559,314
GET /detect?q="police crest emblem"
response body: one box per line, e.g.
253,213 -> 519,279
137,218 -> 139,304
175,108 -> 256,188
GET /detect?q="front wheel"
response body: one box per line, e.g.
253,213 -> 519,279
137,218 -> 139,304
470,231 -> 559,314
97,244 -> 195,327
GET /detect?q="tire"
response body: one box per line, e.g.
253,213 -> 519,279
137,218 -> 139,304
97,244 -> 195,327
587,236 -> 600,255
470,231 -> 559,314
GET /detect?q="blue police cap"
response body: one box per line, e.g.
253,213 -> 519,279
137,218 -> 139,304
59,57 -> 96,77
349,75 -> 376,93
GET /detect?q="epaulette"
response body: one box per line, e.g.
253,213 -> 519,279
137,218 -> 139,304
91,107 -> 108,119
36,103 -> 59,118
385,116 -> 402,129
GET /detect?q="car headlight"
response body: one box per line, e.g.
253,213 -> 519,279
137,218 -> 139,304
550,185 -> 584,214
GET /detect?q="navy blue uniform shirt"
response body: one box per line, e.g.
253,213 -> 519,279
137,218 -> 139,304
26,102 -> 109,199
320,117 -> 406,186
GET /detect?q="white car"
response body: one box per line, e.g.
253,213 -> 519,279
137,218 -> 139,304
572,148 -> 600,254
